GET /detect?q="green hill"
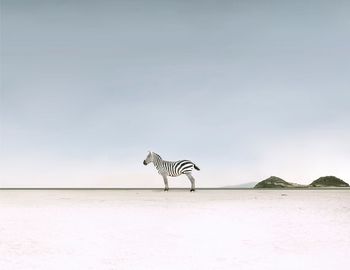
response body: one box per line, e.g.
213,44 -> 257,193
254,176 -> 306,188
309,176 -> 349,187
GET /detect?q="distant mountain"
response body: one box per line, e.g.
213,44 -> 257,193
309,176 -> 349,187
254,176 -> 307,188
222,182 -> 258,188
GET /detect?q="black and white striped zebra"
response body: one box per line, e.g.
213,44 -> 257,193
143,151 -> 200,192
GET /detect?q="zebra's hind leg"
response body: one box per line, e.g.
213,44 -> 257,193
186,173 -> 196,192
162,175 -> 169,191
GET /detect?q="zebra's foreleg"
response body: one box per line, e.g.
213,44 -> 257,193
186,173 -> 196,192
162,175 -> 169,191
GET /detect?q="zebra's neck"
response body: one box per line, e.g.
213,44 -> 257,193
152,153 -> 164,170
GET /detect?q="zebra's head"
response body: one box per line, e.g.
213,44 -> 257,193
143,151 -> 153,165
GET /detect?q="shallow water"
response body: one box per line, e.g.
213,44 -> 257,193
1,190 -> 349,270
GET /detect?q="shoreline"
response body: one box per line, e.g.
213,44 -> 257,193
0,187 -> 349,190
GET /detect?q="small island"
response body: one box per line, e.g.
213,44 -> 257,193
309,176 -> 349,187
254,175 -> 349,188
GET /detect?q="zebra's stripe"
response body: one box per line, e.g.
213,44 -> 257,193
152,153 -> 197,177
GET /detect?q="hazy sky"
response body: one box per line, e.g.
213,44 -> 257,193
1,0 -> 349,187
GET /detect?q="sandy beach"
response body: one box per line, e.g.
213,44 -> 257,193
0,190 -> 349,270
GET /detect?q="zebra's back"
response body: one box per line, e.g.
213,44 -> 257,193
167,160 -> 195,177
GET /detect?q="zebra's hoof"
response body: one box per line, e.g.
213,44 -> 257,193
190,189 -> 195,192
164,189 -> 169,192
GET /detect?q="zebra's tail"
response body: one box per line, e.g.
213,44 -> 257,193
194,164 -> 200,171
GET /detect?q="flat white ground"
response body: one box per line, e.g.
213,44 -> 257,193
0,190 -> 349,270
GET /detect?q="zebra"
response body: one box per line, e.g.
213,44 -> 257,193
143,151 -> 200,192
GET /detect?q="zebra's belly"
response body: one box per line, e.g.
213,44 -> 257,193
157,170 -> 183,177
159,171 -> 193,177
168,172 -> 182,177
158,171 -> 181,177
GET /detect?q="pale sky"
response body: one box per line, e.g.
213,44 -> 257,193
1,0 -> 349,187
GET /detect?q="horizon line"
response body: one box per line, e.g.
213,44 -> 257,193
0,188 -> 349,190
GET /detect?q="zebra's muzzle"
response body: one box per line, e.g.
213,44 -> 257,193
143,160 -> 147,165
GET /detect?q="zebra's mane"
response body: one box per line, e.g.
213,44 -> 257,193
152,152 -> 162,160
